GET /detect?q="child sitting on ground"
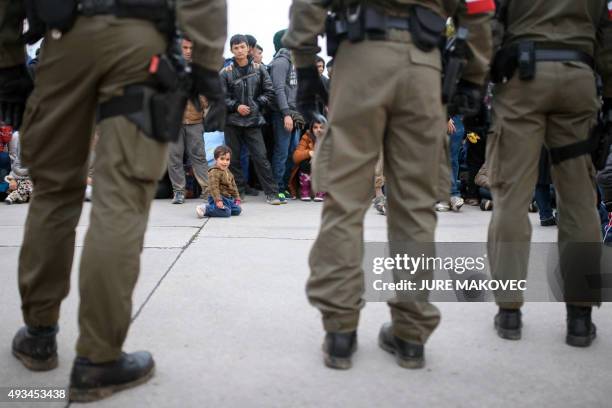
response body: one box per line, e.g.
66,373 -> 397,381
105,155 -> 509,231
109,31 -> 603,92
288,114 -> 327,201
196,145 -> 242,218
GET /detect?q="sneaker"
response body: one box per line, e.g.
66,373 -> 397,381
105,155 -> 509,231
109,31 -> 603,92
528,201 -> 538,213
314,192 -> 326,202
435,201 -> 450,212
372,196 -> 386,215
540,216 -> 557,227
5,197 -> 13,205
450,196 -> 464,212
171,192 -> 185,204
480,199 -> 493,211
266,194 -> 282,205
195,205 -> 207,219
465,198 -> 480,206
277,193 -> 288,204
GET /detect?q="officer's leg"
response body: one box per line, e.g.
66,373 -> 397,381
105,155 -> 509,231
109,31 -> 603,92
308,40 -> 389,335
17,24 -> 98,332
545,67 -> 601,308
383,43 -> 444,346
242,126 -> 277,196
184,123 -> 209,194
167,127 -> 187,194
487,77 -> 547,309
75,17 -> 166,364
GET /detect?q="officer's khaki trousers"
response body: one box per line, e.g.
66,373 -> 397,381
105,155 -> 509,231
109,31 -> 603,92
309,37 -> 443,344
487,62 -> 602,308
18,16 -> 167,362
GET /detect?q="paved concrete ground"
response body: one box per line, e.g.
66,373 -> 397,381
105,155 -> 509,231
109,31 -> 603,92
0,197 -> 610,408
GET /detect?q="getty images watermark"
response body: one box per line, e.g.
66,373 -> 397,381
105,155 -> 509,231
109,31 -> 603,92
362,242 -> 611,302
371,253 -> 526,292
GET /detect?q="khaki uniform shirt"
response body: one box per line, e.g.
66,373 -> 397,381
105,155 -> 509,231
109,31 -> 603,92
282,0 -> 495,85
496,0 -> 612,97
0,0 -> 227,71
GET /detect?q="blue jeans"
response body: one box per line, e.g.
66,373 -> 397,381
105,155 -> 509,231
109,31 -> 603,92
204,195 -> 241,218
271,112 -> 299,192
534,184 -> 554,220
449,115 -> 464,197
479,187 -> 492,201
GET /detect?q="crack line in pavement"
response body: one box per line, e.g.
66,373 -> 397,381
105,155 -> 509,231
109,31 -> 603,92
62,221 -> 209,408
130,218 -> 210,323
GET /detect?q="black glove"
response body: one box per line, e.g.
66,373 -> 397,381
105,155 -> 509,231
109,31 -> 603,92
296,66 -> 328,123
192,64 -> 225,131
448,80 -> 482,118
0,65 -> 34,129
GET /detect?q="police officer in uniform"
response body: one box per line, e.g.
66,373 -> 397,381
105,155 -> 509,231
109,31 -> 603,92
486,0 -> 612,346
284,0 -> 494,369
0,0 -> 226,401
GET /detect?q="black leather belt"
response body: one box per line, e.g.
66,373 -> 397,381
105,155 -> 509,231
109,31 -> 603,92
535,49 -> 594,69
334,6 -> 410,38
78,0 -> 116,16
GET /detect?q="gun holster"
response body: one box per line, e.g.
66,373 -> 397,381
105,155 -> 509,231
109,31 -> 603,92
490,41 -> 536,84
97,55 -> 188,143
517,41 -> 536,80
408,5 -> 446,52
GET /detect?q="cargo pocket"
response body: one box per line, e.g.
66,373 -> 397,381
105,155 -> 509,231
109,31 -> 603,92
408,46 -> 442,72
19,93 -> 41,166
485,120 -> 504,188
311,127 -> 334,193
107,117 -> 168,182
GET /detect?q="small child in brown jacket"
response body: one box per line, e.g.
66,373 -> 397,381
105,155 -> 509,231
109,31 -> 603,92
196,145 -> 242,218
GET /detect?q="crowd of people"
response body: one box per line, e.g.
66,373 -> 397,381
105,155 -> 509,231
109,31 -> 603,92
0,28 -> 610,241
155,31 -> 332,215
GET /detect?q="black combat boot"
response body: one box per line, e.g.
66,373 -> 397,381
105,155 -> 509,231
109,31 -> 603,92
69,351 -> 155,402
378,323 -> 425,369
494,308 -> 522,340
322,331 -> 357,370
12,325 -> 58,371
566,305 -> 597,347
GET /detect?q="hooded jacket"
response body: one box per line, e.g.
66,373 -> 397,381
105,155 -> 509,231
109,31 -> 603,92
288,130 -> 317,198
268,48 -> 298,116
220,59 -> 274,128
